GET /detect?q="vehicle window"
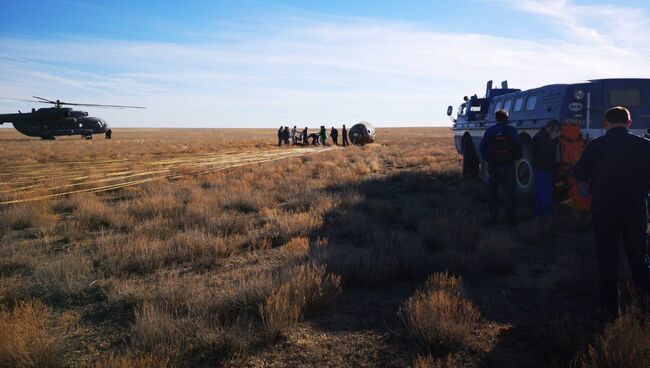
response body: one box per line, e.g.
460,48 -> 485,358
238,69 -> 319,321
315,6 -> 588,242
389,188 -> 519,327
458,104 -> 466,116
525,95 -> 537,110
610,88 -> 641,107
514,97 -> 525,112
504,99 -> 513,112
494,101 -> 503,111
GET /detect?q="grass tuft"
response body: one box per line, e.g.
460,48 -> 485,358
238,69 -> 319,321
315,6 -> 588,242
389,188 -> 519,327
400,272 -> 480,349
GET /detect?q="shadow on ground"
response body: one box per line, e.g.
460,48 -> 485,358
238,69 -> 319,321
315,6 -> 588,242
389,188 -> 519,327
303,170 -> 608,367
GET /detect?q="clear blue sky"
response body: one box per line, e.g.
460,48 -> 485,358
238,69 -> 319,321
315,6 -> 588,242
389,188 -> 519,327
1,0 -> 649,127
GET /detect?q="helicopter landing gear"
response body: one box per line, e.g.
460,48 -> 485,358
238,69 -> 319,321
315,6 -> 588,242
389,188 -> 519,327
83,135 -> 93,140
41,136 -> 55,140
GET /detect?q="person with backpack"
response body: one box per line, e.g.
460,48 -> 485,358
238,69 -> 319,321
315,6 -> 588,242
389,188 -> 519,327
479,109 -> 523,225
532,119 -> 562,216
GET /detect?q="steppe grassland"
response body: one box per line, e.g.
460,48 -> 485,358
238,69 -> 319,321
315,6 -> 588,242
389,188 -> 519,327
0,128 -> 648,368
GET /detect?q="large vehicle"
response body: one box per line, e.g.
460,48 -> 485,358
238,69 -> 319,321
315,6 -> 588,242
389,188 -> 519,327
448,79 -> 650,198
0,96 -> 144,140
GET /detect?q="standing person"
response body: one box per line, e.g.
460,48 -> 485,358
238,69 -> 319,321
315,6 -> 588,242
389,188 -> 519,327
302,127 -> 309,146
574,106 -> 650,320
330,126 -> 339,146
479,109 -> 523,226
277,126 -> 284,146
342,124 -> 348,146
283,126 -> 290,145
532,120 -> 562,216
319,126 -> 327,146
105,128 -> 112,139
291,126 -> 298,145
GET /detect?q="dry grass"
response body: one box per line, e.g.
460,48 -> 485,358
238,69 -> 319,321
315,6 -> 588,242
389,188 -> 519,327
260,263 -> 341,334
576,308 -> 650,368
92,354 -> 169,368
400,272 -> 480,349
412,354 -> 455,368
517,218 -> 554,244
0,300 -> 79,368
32,253 -> 94,303
0,202 -> 57,235
475,234 -> 517,276
418,211 -> 481,251
1,128 -> 644,367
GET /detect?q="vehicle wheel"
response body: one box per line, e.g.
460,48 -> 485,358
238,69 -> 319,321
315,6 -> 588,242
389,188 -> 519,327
462,137 -> 479,179
83,135 -> 93,140
515,139 -> 535,199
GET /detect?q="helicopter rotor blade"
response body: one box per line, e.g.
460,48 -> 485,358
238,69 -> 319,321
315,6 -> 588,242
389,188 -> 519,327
60,102 -> 146,109
0,97 -> 49,104
32,96 -> 57,104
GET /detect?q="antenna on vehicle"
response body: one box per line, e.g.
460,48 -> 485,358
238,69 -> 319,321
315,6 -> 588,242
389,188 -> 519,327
501,80 -> 509,89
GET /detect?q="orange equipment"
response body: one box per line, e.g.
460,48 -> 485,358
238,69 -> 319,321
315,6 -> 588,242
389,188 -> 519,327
559,121 -> 591,211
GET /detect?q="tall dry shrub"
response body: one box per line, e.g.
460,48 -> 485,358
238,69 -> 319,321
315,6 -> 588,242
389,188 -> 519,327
576,308 -> 650,368
400,272 -> 480,349
0,300 -> 78,368
33,253 -> 94,303
260,264 -> 341,334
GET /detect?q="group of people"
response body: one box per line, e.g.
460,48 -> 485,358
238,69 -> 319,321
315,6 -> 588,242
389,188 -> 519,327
480,106 -> 650,320
277,125 -> 350,147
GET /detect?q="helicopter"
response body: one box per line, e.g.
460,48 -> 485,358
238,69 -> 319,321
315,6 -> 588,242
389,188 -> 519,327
0,96 -> 145,140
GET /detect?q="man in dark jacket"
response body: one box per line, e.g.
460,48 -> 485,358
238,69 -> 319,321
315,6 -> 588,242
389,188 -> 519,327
574,106 -> 650,320
277,126 -> 284,146
283,126 -> 290,145
342,124 -> 349,146
532,120 -> 562,216
331,127 -> 339,145
479,109 -> 523,225
302,127 -> 309,146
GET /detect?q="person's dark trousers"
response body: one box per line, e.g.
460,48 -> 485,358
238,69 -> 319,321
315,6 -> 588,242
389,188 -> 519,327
533,168 -> 553,216
592,202 -> 650,319
487,164 -> 517,222
333,137 -> 338,145
278,138 -> 282,146
342,136 -> 348,146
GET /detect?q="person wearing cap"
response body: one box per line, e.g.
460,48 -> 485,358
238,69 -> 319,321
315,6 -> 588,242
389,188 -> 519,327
574,106 -> 650,320
532,119 -> 562,216
479,109 -> 523,225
